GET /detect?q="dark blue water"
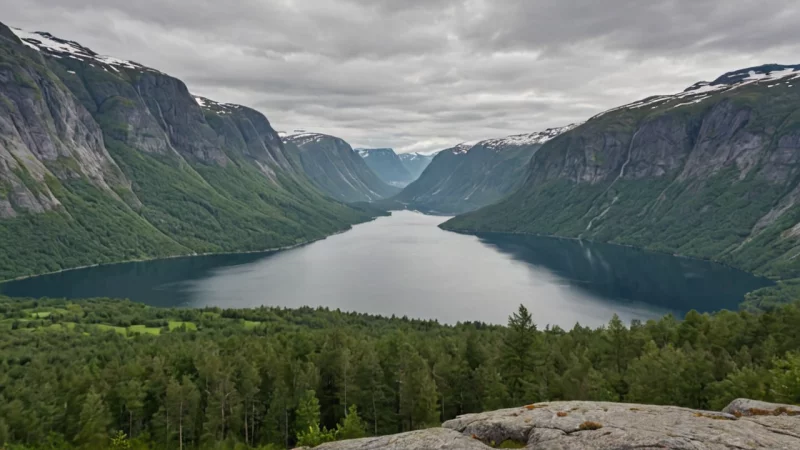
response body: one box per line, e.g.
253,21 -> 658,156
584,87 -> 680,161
0,211 -> 772,327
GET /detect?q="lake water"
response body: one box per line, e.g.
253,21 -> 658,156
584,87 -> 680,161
0,211 -> 772,328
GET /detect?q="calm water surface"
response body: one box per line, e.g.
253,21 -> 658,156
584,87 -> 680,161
0,211 -> 772,327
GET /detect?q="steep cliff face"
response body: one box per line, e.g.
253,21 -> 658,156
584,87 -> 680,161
0,26 -> 132,218
395,126 -> 577,214
0,23 -> 376,280
356,147 -> 414,187
284,133 -> 399,202
444,65 -> 800,279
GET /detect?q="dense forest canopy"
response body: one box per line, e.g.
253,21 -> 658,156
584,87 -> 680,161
0,297 -> 798,449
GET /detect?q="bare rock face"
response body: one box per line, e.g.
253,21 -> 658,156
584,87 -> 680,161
311,428 -> 490,450
722,398 -> 800,417
313,400 -> 800,450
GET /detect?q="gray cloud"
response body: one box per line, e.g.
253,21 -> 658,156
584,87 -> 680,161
2,0 -> 799,153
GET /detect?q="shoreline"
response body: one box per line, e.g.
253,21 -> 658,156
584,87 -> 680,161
0,224 -> 363,285
440,226 -> 777,282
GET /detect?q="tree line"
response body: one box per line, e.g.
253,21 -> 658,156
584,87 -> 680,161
0,297 -> 799,449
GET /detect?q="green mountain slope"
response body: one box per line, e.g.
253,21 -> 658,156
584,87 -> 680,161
444,64 -> 800,281
0,23 -> 378,280
284,133 -> 400,203
394,127 -> 577,214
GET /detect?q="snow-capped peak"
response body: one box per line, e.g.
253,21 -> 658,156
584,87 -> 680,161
452,142 -> 476,155
479,124 -> 582,150
591,64 -> 800,120
282,132 -> 331,146
447,124 -> 580,156
10,27 -> 160,74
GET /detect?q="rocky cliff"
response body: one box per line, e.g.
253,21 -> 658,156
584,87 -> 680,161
394,126 -> 577,214
0,23 -> 377,280
284,133 -> 399,203
356,147 -> 414,187
311,399 -> 800,449
444,65 -> 800,280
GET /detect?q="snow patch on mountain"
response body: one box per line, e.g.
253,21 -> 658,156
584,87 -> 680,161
282,132 -> 330,146
592,64 -> 800,120
451,143 -> 475,155
480,124 -> 582,150
192,96 -> 241,115
10,27 -> 160,74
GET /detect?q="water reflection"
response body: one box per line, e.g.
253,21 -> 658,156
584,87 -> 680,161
474,233 -> 772,314
0,211 -> 772,327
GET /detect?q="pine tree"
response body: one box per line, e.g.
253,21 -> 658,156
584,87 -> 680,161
166,376 -> 200,450
117,379 -> 146,438
502,304 -> 538,404
296,390 -> 335,446
76,388 -> 110,449
398,351 -> 439,430
295,390 -> 321,435
771,352 -> 800,404
336,405 -> 366,440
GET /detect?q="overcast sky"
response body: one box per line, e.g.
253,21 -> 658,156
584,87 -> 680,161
3,1 -> 799,153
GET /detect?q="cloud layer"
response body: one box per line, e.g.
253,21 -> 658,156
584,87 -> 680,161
3,0 -> 799,153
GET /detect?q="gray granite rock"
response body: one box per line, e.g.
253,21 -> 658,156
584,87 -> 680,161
312,399 -> 800,449
311,428 -> 489,449
721,398 -> 800,416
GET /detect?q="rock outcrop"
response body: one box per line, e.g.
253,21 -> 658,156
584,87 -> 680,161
312,399 -> 800,449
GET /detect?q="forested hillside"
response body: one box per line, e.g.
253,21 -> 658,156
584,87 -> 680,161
0,24 -> 378,281
445,65 -> 800,282
1,296 -> 799,449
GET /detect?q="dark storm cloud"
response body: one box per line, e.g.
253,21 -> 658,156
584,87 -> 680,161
2,0 -> 799,153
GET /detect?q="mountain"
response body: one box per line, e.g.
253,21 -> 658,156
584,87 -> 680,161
0,23 -> 380,280
444,64 -> 800,280
355,147 -> 414,187
398,152 -> 434,179
393,126 -> 578,214
284,133 -> 400,202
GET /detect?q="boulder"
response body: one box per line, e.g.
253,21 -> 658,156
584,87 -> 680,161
721,398 -> 800,417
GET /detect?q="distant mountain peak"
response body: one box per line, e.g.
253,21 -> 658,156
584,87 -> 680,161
354,148 -> 395,159
592,63 -> 800,120
282,132 -> 332,146
10,27 -> 160,74
478,124 -> 582,151
448,124 -> 580,156
452,142 -> 476,155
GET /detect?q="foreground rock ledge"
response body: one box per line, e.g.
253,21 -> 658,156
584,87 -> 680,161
310,399 -> 800,449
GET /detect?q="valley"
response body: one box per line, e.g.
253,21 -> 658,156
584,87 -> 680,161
1,10 -> 800,450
